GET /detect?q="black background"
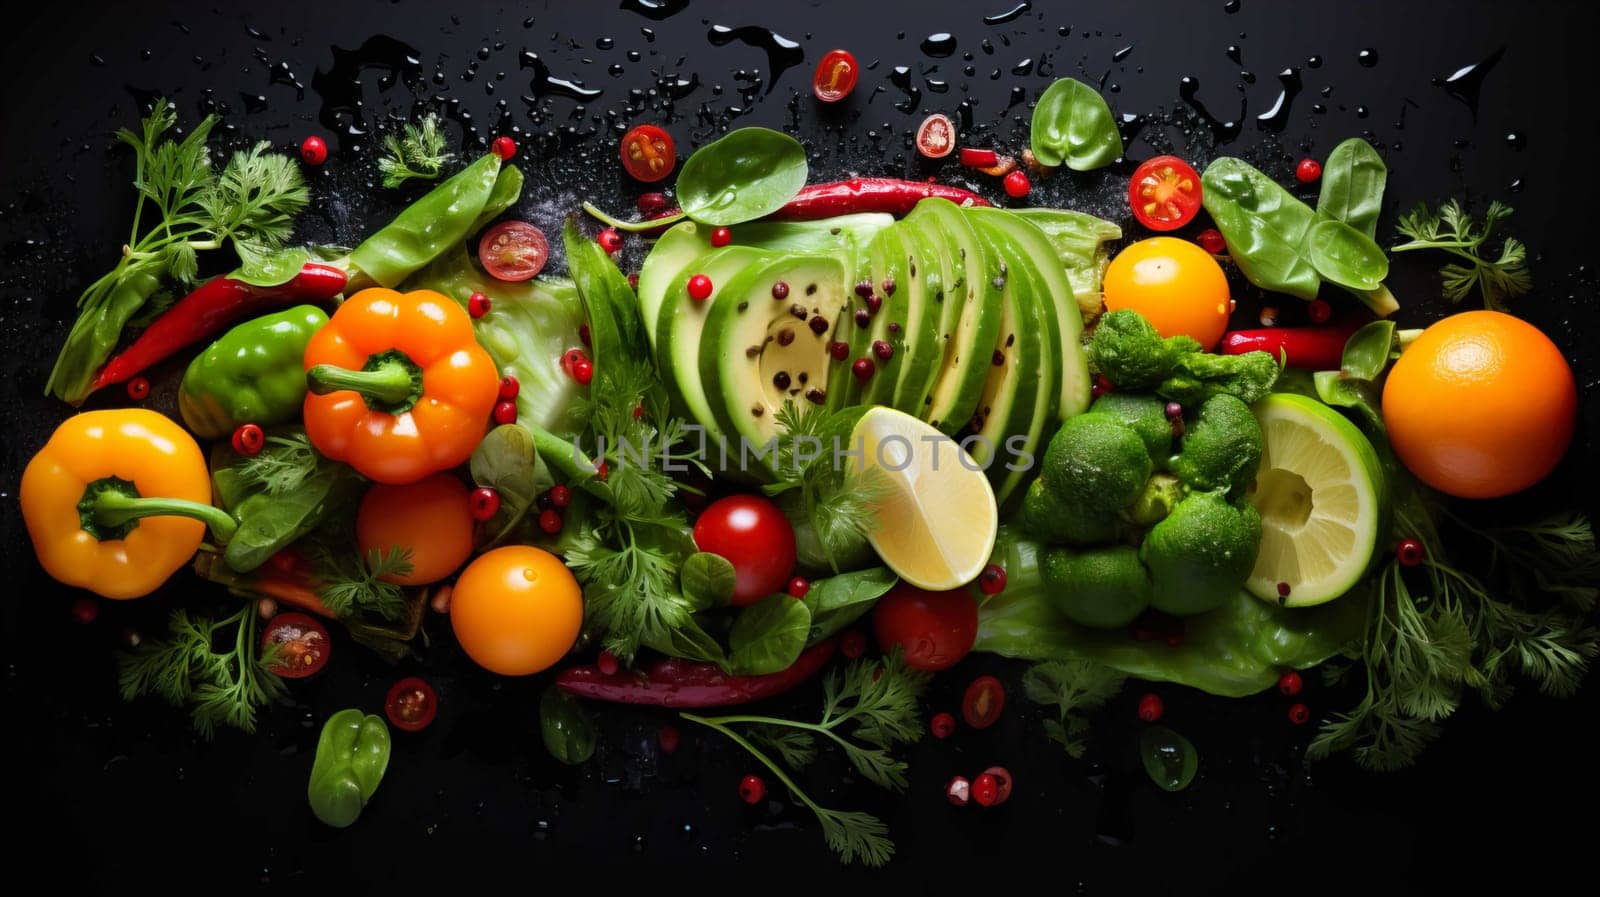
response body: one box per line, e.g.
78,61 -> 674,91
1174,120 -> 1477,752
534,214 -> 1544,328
4,0 -> 1597,892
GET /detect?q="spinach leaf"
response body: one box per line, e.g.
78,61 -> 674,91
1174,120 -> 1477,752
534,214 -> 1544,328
539,687 -> 597,765
232,245 -> 311,288
1200,157 -> 1322,300
469,424 -> 541,546
1307,218 -> 1389,291
676,128 -> 808,226
680,552 -> 738,610
644,614 -> 729,666
1030,78 -> 1123,171
216,454 -> 364,573
728,594 -> 812,675
802,566 -> 898,646
1316,138 -> 1387,239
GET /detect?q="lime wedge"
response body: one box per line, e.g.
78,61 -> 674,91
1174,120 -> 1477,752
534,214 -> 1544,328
853,406 -> 998,590
1245,394 -> 1385,607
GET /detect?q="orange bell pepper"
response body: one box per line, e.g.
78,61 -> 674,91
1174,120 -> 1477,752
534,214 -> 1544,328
21,409 -> 238,600
303,288 -> 498,485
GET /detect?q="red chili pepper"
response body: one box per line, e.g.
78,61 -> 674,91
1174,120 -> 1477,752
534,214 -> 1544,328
960,148 -> 1000,168
555,640 -> 837,707
90,263 -> 347,393
1219,321 -> 1362,371
636,179 -> 992,233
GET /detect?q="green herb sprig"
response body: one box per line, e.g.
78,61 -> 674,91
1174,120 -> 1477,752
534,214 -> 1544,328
1023,660 -> 1128,758
377,113 -> 453,188
1392,200 -> 1532,310
117,605 -> 286,738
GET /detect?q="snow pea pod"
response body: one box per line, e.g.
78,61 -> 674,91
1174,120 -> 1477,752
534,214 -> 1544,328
307,709 -> 391,828
347,153 -> 515,289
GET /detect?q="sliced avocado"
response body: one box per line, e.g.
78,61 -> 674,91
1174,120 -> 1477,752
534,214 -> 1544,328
885,222 -> 947,416
967,206 -> 1090,420
638,221 -> 710,345
860,226 -> 917,408
916,199 -> 1003,434
657,246 -> 772,443
828,228 -> 897,408
900,202 -> 964,417
700,254 -> 851,477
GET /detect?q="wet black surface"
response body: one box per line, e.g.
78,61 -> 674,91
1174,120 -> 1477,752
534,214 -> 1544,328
4,0 -> 1597,891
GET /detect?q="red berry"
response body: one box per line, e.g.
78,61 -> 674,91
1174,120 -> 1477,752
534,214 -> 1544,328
1307,298 -> 1332,324
1165,402 -> 1184,421
972,773 -> 1000,807
468,292 -> 492,318
658,724 -> 680,754
598,228 -> 623,254
1278,670 -> 1304,697
627,272 -> 639,290
70,597 -> 99,625
637,192 -> 669,215
1288,703 -> 1311,725
1396,537 -> 1426,567
851,358 -> 875,381
738,774 -> 766,804
1276,581 -> 1292,599
1092,374 -> 1114,399
597,650 -> 620,676
595,460 -> 609,482
828,340 -> 849,361
687,273 -> 713,301
946,775 -> 971,806
872,339 -> 894,362
771,281 -> 790,300
573,359 -> 594,386
561,348 -> 588,376
498,376 -> 521,401
787,576 -> 811,598
930,711 -> 957,739
1137,693 -> 1164,722
539,508 -> 564,535
1296,157 -> 1322,183
710,226 -> 732,247
980,766 -> 1013,806
840,630 -> 867,659
864,293 -> 883,313
492,400 -> 518,425
1196,228 -> 1226,254
579,323 -> 591,347
632,404 -> 645,419
549,485 -> 572,509
299,135 -> 328,165
491,136 -> 518,161
470,487 -> 501,521
978,563 -> 1007,595
231,423 -> 265,456
126,377 -> 150,401
1003,169 -> 1031,198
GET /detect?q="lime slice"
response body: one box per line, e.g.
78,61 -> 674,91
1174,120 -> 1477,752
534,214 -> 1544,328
853,406 -> 998,590
1245,394 -> 1386,607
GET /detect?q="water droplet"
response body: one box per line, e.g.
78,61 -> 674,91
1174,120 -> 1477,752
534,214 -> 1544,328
1140,726 -> 1198,792
1307,54 -> 1323,68
1434,47 -> 1506,120
1256,67 -> 1304,132
1508,177 -> 1524,193
1224,0 -> 1241,12
1357,48 -> 1379,67
984,2 -> 1033,25
1112,44 -> 1134,62
1225,45 -> 1242,64
1012,57 -> 1034,76
922,33 -> 957,57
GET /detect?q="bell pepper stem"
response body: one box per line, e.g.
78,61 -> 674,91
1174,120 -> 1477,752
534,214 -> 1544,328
306,360 -> 416,407
90,489 -> 238,542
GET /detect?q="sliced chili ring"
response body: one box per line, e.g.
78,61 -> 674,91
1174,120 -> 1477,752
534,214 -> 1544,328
813,49 -> 859,103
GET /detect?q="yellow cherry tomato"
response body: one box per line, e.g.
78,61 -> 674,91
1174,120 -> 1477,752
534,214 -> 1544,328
1102,237 -> 1233,349
450,546 -> 583,675
355,473 -> 475,585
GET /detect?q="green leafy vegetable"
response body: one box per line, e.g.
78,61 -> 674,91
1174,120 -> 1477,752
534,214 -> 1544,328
801,567 -> 898,646
305,544 -> 413,622
1391,199 -> 1531,310
1307,217 -> 1390,291
1023,660 -> 1127,757
539,687 -> 598,765
232,245 -> 313,288
229,431 -> 321,497
1313,320 -> 1398,429
117,604 -> 286,738
680,551 -> 738,609
1029,77 -> 1123,171
211,431 -> 364,574
728,594 -> 812,675
377,113 -> 453,188
1316,138 -> 1388,239
765,402 -> 885,572
674,127 -> 809,226
470,424 -> 543,546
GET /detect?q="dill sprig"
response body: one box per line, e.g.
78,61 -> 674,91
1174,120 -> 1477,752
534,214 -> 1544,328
377,113 -> 453,188
117,604 -> 286,738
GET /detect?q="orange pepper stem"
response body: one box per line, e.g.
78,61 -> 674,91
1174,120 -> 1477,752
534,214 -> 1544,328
79,476 -> 237,543
305,349 -> 423,414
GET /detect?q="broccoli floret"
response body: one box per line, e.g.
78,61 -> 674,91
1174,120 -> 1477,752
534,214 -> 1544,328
1088,310 -> 1172,389
1141,491 -> 1262,616
1089,392 -> 1173,464
1159,349 -> 1280,406
1042,545 -> 1152,629
1124,472 -> 1184,527
1022,479 -> 1123,546
1092,309 -> 1279,404
1040,414 -> 1153,513
1170,394 -> 1263,495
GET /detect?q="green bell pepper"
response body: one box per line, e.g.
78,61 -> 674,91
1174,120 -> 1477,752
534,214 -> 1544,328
972,527 -> 1368,697
308,709 -> 391,828
178,305 -> 328,439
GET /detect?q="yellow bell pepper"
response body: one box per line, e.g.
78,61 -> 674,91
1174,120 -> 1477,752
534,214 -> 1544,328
21,409 -> 236,600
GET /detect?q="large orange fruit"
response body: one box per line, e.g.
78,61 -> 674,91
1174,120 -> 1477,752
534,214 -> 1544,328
1382,310 -> 1577,498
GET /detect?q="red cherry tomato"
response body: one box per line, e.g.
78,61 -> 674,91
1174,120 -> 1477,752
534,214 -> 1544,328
478,221 -> 549,282
692,495 -> 797,606
962,675 -> 1005,729
490,136 -> 517,161
916,114 -> 956,159
300,135 -> 328,166
980,766 -> 1013,805
871,583 -> 977,671
1296,157 -> 1323,183
620,124 -> 676,183
385,676 -> 438,732
1129,155 -> 1203,232
1002,169 -> 1031,198
260,612 -> 330,679
813,49 -> 859,102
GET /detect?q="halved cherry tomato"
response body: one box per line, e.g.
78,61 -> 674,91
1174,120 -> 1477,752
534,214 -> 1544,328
620,124 -> 676,183
478,221 -> 549,282
871,583 -> 977,672
813,49 -> 859,103
692,495 -> 796,606
1128,155 -> 1203,232
916,114 -> 956,159
261,612 -> 331,679
962,675 -> 1005,729
385,676 -> 438,732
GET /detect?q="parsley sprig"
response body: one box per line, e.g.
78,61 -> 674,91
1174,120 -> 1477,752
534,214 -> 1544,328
765,402 -> 887,572
377,113 -> 453,188
681,651 -> 930,867
305,543 -> 413,622
117,604 -> 286,738
1023,660 -> 1128,758
233,431 -> 320,496
1392,199 -> 1532,310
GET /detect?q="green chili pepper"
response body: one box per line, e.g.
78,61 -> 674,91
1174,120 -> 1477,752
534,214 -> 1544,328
347,152 -> 516,289
307,709 -> 391,828
177,305 -> 328,439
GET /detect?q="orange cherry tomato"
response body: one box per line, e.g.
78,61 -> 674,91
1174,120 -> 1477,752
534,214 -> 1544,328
1128,155 -> 1203,232
356,473 -> 476,585
1102,237 -> 1233,349
620,124 -> 676,183
813,49 -> 859,102
450,546 -> 583,675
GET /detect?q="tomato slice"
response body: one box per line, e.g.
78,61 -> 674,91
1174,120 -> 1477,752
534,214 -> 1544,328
620,124 -> 676,183
961,675 -> 1005,729
385,676 -> 439,732
478,221 -> 549,282
813,49 -> 859,103
916,114 -> 956,159
260,612 -> 330,679
1129,155 -> 1203,232
981,766 -> 1013,805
